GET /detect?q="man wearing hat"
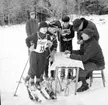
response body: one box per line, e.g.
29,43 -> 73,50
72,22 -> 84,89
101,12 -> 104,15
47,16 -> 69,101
24,11 -> 39,82
26,11 -> 39,37
64,28 -> 105,92
73,17 -> 100,80
73,18 -> 99,44
26,11 -> 39,56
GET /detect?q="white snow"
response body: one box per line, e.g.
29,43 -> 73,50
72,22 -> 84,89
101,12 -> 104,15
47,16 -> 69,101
1,15 -> 108,105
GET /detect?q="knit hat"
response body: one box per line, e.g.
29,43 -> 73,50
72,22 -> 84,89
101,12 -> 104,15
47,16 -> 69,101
73,19 -> 82,31
38,21 -> 48,30
82,28 -> 94,37
62,16 -> 70,22
49,21 -> 61,28
30,11 -> 35,15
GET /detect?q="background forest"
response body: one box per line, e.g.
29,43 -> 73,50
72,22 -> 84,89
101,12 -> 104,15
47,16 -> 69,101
0,0 -> 108,25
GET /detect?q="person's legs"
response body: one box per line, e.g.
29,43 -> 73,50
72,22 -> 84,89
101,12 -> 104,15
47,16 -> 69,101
67,41 -> 72,54
32,53 -> 44,87
79,62 -> 97,79
50,61 -> 55,79
77,77 -> 89,92
67,69 -> 73,79
77,62 -> 97,92
36,53 -> 45,79
44,50 -> 50,78
60,42 -> 66,52
28,52 -> 38,79
44,58 -> 49,78
60,43 -> 66,79
26,52 -> 38,86
67,41 -> 73,79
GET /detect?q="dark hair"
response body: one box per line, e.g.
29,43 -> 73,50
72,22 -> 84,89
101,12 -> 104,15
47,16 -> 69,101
62,16 -> 70,22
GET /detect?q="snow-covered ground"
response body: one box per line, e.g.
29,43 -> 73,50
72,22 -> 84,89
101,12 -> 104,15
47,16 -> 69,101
1,15 -> 108,105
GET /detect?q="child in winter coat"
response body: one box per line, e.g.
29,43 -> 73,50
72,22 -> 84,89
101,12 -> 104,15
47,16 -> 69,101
44,24 -> 58,79
25,21 -> 52,86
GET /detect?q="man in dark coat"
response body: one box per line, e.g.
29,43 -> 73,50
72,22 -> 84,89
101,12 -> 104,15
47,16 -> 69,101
25,11 -> 39,56
73,18 -> 99,43
64,28 -> 105,92
73,17 -> 100,79
26,11 -> 39,37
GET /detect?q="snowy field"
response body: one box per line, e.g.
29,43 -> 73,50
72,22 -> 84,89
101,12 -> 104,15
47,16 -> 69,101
1,15 -> 108,105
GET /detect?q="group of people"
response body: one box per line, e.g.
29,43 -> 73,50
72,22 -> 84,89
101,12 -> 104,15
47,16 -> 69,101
25,11 -> 105,92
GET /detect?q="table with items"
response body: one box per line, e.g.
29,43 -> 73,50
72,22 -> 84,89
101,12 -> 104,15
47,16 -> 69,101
49,52 -> 84,95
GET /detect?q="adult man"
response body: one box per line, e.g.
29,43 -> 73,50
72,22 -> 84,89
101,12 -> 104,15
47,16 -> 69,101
73,18 -> 100,79
64,28 -> 105,92
25,11 -> 39,82
26,11 -> 39,37
73,17 -> 99,44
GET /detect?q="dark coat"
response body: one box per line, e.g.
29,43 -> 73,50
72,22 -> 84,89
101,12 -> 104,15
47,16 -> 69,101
26,19 -> 38,37
59,24 -> 74,42
59,24 -> 75,52
46,31 -> 58,52
70,37 -> 105,77
26,32 -> 57,51
77,18 -> 99,42
26,33 -> 38,49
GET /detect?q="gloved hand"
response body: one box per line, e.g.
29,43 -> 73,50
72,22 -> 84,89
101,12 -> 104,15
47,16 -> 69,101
46,40 -> 53,48
64,50 -> 70,54
49,57 -> 54,62
77,40 -> 83,44
29,44 -> 34,52
50,50 -> 56,57
63,52 -> 70,58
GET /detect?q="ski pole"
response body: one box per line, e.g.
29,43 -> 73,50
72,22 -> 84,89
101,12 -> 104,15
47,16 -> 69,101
14,57 -> 29,96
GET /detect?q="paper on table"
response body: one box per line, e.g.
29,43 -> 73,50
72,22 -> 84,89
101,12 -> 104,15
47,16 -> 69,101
49,52 -> 84,71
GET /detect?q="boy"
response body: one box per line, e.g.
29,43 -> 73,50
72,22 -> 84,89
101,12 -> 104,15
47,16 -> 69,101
44,24 -> 58,79
59,16 -> 74,53
59,16 -> 75,79
25,21 -> 52,86
64,28 -> 105,92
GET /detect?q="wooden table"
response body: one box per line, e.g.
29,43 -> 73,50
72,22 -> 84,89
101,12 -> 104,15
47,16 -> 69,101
49,52 -> 84,95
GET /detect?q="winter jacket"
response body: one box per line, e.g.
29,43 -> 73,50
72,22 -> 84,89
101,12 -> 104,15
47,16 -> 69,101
70,37 -> 105,67
26,19 -> 38,37
25,32 -> 57,52
59,24 -> 74,43
26,32 -> 47,49
77,18 -> 99,41
46,31 -> 57,52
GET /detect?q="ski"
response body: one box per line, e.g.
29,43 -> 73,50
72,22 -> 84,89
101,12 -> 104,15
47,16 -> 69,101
42,79 -> 57,100
25,83 -> 42,103
23,77 -> 57,102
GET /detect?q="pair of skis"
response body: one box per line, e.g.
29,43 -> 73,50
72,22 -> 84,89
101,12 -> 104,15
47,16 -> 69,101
25,80 -> 57,103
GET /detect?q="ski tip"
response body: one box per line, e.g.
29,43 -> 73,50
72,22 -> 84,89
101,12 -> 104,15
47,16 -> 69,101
38,100 -> 42,103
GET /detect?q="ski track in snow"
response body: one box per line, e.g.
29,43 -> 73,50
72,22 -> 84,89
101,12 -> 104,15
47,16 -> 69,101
0,15 -> 108,105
